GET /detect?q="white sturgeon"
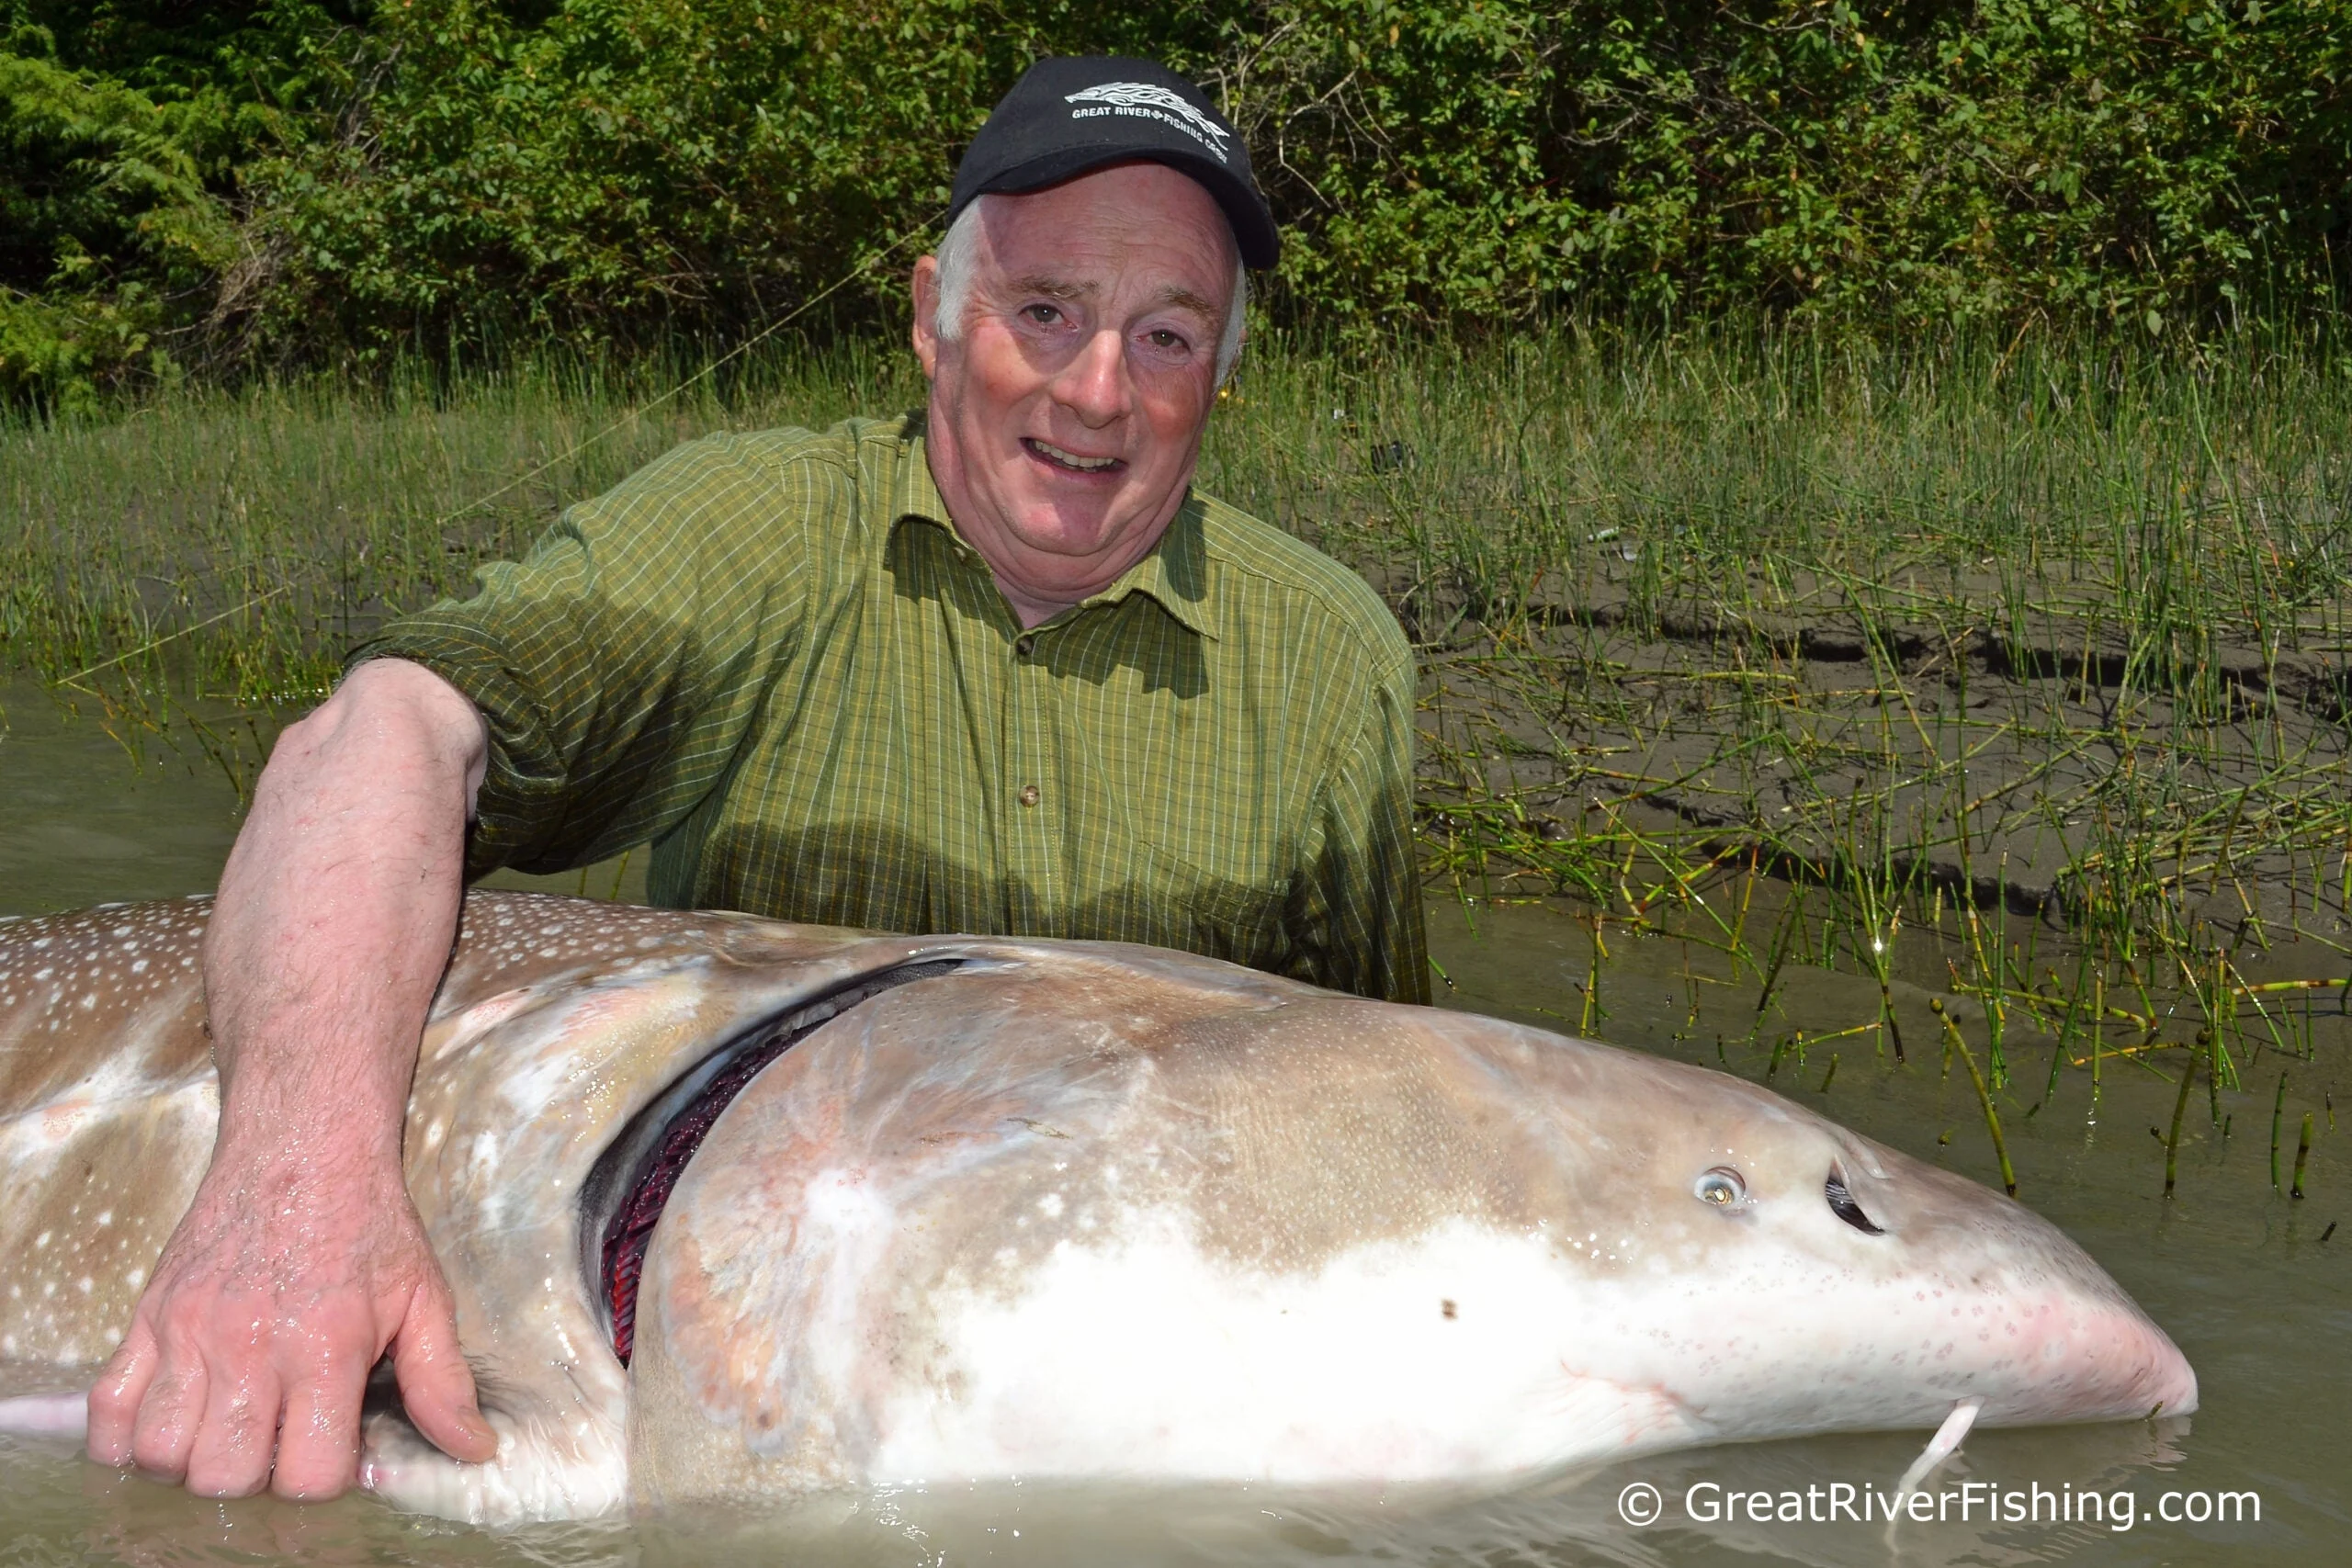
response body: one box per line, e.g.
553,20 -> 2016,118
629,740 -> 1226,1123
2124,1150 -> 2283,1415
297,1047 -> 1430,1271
0,893 -> 2195,1521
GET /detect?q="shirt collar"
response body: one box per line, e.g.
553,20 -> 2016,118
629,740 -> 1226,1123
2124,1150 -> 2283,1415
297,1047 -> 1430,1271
893,428 -> 1217,641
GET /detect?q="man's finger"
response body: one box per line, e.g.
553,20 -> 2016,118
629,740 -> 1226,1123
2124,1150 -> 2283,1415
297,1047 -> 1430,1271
85,1317 -> 160,1467
127,1347 -> 208,1483
269,1353 -> 370,1502
389,1283 -> 497,1465
183,1359 -> 281,1500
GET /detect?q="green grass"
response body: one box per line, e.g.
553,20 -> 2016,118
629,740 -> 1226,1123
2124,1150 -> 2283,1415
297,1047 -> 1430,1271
0,338 -> 932,711
12,321 -> 2346,697
6,320 -> 2350,1177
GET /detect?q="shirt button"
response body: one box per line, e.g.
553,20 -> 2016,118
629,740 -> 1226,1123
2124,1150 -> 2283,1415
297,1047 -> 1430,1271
1014,635 -> 1035,658
1017,784 -> 1041,807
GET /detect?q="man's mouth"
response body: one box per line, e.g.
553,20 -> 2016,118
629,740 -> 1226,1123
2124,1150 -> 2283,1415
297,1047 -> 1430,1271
1023,437 -> 1124,474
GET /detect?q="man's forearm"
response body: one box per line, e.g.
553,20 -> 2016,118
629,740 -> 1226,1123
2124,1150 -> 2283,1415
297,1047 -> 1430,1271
205,658 -> 489,1165
91,657 -> 499,1498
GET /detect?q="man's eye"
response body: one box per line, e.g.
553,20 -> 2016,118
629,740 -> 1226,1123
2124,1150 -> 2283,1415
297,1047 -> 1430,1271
1024,304 -> 1063,325
1147,330 -> 1188,352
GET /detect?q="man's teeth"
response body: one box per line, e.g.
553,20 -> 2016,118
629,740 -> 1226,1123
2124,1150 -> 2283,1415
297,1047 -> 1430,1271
1031,440 -> 1119,471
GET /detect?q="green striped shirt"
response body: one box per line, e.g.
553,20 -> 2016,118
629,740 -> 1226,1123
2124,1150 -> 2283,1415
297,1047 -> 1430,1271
352,415 -> 1427,1003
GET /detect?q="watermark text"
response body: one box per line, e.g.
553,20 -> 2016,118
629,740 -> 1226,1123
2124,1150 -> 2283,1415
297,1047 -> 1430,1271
1614,1479 -> 2260,1533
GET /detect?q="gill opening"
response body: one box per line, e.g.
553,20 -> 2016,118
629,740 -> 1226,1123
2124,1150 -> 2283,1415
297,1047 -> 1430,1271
1826,1163 -> 1886,1235
583,959 -> 964,1364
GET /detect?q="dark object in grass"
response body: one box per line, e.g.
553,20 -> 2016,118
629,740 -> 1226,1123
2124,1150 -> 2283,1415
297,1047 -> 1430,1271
2274,1073 -> 2290,1191
2164,1048 -> 2198,1200
2293,1113 -> 2314,1200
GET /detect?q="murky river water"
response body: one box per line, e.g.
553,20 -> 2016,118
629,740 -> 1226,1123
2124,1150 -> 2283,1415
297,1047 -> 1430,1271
3,685 -> 2346,1565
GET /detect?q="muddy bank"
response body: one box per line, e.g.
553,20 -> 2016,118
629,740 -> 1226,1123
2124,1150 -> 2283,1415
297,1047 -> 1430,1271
1386,558 -> 2352,945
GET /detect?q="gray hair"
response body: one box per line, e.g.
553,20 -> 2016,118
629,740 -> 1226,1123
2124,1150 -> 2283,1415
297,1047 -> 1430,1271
932,195 -> 1249,386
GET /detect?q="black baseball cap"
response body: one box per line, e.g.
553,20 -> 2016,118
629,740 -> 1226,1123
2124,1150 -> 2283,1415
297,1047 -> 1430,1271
948,56 -> 1280,270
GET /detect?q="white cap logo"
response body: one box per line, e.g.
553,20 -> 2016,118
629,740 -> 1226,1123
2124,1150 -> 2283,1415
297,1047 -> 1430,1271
1064,82 -> 1231,164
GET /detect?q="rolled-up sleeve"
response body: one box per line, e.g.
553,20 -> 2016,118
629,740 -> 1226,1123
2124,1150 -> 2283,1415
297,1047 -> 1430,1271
345,434 -> 816,879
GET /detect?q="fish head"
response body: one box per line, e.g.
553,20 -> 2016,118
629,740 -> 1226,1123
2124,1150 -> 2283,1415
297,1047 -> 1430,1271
1513,1037 -> 2199,1443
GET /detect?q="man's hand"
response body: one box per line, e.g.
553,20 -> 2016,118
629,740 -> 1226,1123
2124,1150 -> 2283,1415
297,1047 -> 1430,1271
85,658 -> 495,1499
86,1151 -> 494,1498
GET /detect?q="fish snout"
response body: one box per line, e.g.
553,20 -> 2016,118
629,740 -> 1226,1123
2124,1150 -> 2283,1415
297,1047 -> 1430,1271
2023,1292 -> 2199,1422
2124,1310 -> 2199,1416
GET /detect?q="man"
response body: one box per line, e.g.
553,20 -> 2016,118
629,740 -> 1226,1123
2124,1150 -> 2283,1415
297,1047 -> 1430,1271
85,57 -> 1425,1501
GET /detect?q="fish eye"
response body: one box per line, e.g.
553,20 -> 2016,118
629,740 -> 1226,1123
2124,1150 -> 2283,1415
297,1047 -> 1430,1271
1693,1167 -> 1747,1209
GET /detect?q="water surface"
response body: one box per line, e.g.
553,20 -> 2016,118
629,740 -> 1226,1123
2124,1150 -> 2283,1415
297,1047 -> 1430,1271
2,687 -> 2344,1564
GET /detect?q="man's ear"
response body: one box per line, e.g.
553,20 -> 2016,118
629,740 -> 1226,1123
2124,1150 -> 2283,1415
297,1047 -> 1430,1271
910,254 -> 942,381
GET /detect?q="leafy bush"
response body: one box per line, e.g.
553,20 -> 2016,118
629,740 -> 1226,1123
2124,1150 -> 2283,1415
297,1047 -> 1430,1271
0,43 -> 237,405
3,0 -> 2347,401
1234,0 -> 2350,326
235,0 -> 1222,355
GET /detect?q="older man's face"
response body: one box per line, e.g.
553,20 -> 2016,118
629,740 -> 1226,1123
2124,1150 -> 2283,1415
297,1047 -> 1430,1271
912,162 -> 1237,627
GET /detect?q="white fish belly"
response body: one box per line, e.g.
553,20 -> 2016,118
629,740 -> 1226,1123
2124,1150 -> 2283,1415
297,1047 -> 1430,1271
866,1214 -> 1696,1484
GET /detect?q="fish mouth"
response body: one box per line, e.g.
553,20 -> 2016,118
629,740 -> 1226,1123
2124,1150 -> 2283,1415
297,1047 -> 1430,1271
581,960 -> 965,1363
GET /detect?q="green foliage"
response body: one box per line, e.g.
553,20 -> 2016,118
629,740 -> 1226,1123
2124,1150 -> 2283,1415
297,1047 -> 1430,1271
0,0 -> 343,404
1238,0 -> 2352,325
3,0 -> 2348,400
0,46 -> 231,404
230,0 -> 1234,356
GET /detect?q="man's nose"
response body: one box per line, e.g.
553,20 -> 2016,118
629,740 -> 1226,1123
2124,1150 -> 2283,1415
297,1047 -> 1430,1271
1051,327 -> 1132,428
